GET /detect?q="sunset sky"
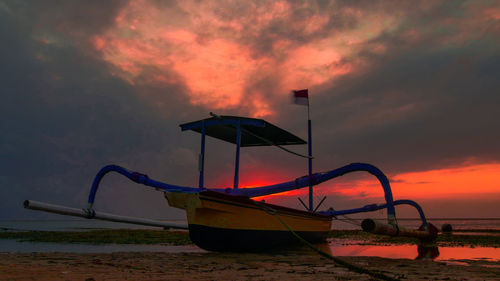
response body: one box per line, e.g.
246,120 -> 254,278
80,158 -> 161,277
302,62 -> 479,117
1,0 -> 499,220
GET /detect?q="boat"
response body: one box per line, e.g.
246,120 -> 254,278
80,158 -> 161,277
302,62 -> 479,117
165,190 -> 332,251
24,113 -> 437,252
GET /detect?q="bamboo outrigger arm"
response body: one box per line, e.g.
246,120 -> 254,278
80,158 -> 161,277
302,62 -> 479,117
87,163 -> 400,225
23,200 -> 188,229
361,218 -> 438,241
318,199 -> 429,227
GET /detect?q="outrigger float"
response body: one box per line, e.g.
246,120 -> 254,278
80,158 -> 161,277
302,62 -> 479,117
25,113 -> 437,251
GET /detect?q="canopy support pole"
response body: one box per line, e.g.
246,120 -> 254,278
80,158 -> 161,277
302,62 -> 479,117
199,120 -> 206,188
308,106 -> 313,212
234,120 -> 241,189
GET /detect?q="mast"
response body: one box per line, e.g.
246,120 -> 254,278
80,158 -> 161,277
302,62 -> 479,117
307,105 -> 313,212
292,89 -> 313,212
234,120 -> 241,189
199,120 -> 206,188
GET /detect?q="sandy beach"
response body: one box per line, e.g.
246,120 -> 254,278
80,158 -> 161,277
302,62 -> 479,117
1,228 -> 500,280
1,251 -> 499,281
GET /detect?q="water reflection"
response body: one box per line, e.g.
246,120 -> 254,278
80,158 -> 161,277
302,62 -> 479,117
316,243 -> 334,256
324,241 -> 442,260
294,242 -> 440,260
416,243 -> 439,260
326,240 -> 500,262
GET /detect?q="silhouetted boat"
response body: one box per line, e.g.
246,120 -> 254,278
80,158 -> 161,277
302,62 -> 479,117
24,114 -> 437,252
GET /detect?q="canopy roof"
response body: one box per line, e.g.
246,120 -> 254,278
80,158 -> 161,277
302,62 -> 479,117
180,115 -> 306,147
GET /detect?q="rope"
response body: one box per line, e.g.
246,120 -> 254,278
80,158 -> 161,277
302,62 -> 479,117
336,214 -> 362,226
240,126 -> 313,159
328,207 -> 363,227
209,112 -> 312,159
257,202 -> 399,281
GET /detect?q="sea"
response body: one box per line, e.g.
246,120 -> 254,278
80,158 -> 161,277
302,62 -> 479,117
333,217 -> 500,231
2,218 -> 499,232
1,218 -> 499,262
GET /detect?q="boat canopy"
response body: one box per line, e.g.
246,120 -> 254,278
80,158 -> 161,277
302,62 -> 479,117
179,115 -> 306,147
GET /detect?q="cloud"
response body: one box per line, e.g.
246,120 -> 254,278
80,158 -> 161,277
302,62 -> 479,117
84,0 -> 411,116
0,4 -> 199,219
1,0 -> 499,220
304,1 -> 500,173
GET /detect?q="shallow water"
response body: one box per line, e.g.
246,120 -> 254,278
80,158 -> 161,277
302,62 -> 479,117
327,242 -> 500,262
0,239 -> 205,254
333,218 -> 500,230
1,219 -> 499,261
1,238 -> 498,263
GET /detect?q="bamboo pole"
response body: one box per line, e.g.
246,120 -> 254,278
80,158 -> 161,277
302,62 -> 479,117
24,200 -> 188,230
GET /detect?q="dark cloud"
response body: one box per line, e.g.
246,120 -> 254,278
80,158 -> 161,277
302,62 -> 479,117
270,0 -> 500,174
32,0 -> 126,35
0,2 -> 200,219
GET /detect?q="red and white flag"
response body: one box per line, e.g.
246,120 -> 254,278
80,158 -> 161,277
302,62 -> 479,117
292,89 -> 309,106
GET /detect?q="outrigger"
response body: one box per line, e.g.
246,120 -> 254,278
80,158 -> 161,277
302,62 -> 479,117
24,113 -> 437,251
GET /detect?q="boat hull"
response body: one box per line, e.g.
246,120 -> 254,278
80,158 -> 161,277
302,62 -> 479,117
189,224 -> 328,251
165,190 -> 332,252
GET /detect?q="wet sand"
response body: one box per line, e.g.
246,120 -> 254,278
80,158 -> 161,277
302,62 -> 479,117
1,251 -> 499,281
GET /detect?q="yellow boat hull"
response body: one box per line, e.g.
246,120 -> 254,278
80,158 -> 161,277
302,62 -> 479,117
165,190 -> 332,251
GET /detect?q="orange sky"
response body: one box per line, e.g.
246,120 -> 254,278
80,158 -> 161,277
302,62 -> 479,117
326,163 -> 500,199
244,163 -> 500,202
91,0 -> 401,117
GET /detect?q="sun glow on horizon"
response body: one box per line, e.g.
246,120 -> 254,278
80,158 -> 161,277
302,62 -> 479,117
234,163 -> 500,203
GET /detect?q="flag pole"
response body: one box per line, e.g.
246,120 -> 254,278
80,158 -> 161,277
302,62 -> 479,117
307,96 -> 313,212
292,88 -> 314,212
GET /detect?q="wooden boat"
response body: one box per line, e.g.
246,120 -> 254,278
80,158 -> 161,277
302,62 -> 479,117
165,190 -> 332,251
24,114 -> 438,252
164,114 -> 334,251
